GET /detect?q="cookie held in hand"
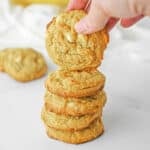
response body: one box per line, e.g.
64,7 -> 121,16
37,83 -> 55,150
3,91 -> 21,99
46,10 -> 109,71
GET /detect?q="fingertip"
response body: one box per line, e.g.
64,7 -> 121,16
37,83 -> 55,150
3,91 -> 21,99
75,23 -> 100,34
75,19 -> 93,34
120,22 -> 131,28
120,15 -> 144,28
75,22 -> 85,33
120,19 -> 131,27
75,20 -> 107,34
120,20 -> 136,28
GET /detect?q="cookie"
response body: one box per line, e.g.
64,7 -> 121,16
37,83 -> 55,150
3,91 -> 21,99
0,49 -> 10,71
41,106 -> 100,131
45,118 -> 104,144
44,90 -> 106,116
45,69 -> 105,98
4,48 -> 47,82
46,10 -> 109,71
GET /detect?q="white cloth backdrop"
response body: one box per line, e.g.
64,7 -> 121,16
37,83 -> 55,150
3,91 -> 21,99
0,1 -> 150,150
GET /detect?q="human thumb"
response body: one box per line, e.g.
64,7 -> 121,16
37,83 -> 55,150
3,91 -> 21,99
75,1 -> 109,34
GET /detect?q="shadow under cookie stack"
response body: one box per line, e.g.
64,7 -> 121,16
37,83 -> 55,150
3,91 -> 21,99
41,10 -> 109,144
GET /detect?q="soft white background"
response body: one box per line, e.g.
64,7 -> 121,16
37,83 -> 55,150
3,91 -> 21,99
0,0 -> 150,150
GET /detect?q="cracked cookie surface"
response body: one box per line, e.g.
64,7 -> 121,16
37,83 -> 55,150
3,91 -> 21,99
46,118 -> 104,144
41,106 -> 100,131
44,90 -> 106,116
45,69 -> 105,98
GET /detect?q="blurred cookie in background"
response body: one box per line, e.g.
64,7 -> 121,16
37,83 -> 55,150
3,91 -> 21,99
0,49 -> 10,72
0,48 -> 47,82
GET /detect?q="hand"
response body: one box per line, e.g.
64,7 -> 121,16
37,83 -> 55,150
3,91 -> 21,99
67,0 -> 150,34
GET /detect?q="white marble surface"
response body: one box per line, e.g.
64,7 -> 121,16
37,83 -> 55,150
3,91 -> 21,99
0,1 -> 150,150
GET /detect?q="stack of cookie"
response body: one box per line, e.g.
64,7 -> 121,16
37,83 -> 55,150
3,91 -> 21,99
41,10 -> 109,144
